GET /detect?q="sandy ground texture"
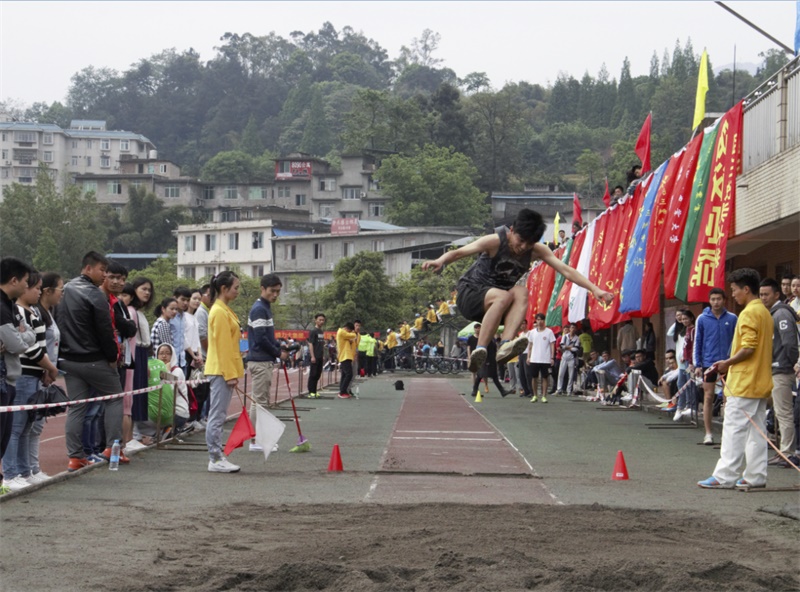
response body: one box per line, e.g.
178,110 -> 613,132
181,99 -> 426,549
2,375 -> 799,591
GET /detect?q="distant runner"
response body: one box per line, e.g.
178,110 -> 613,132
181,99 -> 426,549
422,209 -> 613,373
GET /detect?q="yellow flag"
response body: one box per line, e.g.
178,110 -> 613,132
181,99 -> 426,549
553,212 -> 560,243
692,50 -> 709,130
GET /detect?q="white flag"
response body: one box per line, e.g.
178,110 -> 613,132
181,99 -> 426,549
568,219 -> 596,323
255,404 -> 285,461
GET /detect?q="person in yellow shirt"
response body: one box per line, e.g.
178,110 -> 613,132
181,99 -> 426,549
399,321 -> 411,343
425,305 -> 437,330
385,329 -> 398,372
413,313 -> 423,338
698,269 -> 773,490
336,322 -> 357,399
204,271 -> 245,473
436,298 -> 450,321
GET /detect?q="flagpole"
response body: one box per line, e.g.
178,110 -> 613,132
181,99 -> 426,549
714,1 -> 794,55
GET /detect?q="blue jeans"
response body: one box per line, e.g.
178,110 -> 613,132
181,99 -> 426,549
676,368 -> 697,409
2,374 -> 39,479
82,399 -> 104,456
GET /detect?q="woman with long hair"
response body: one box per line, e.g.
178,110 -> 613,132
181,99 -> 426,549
204,272 -> 244,473
150,297 -> 178,352
674,309 -> 697,421
128,277 -> 155,447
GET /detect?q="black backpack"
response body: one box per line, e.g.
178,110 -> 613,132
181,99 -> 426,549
394,380 -> 404,391
27,384 -> 70,420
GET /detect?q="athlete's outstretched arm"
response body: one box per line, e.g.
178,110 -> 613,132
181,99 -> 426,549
421,234 -> 500,273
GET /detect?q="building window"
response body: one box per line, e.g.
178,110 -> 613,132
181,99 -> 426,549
86,140 -> 92,148
343,242 -> 355,257
249,186 -> 267,200
220,210 -> 241,222
277,186 -> 290,199
368,176 -> 380,191
278,161 -> 291,174
319,203 -> 334,218
228,232 -> 239,250
185,235 -> 196,252
183,266 -> 196,280
107,181 -> 122,195
285,244 -> 296,260
86,156 -> 92,166
313,243 -> 323,260
159,164 -> 167,174
203,186 -> 215,200
204,266 -> 216,278
130,180 -> 142,188
205,234 -> 216,251
164,185 -> 180,198
120,139 -> 129,151
100,156 -> 111,168
224,186 -> 238,200
0,169 -> 8,179
252,232 -> 264,249
372,239 -> 385,252
83,181 -> 97,194
312,277 -> 325,290
42,151 -> 53,163
1,149 -> 7,160
72,140 -> 78,149
369,202 -> 384,217
42,133 -> 53,145
14,131 -> 36,143
343,212 -> 361,219
295,194 -> 306,206
100,139 -> 110,151
342,188 -> 360,200
251,265 -> 264,277
319,178 -> 336,191
71,156 -> 79,166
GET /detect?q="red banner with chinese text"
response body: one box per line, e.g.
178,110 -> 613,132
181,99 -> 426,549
639,150 -> 685,316
686,101 -> 743,303
556,228 -> 587,326
663,132 -> 705,299
275,330 -> 310,341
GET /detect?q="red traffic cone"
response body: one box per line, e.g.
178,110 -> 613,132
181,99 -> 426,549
612,450 -> 629,480
327,444 -> 343,472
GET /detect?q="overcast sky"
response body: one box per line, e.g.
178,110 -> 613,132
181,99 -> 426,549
1,1 -> 796,107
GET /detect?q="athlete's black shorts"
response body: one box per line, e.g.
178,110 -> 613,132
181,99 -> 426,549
456,282 -> 490,323
528,363 -> 551,379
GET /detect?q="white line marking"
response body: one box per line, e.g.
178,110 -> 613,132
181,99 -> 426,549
392,436 -> 503,441
364,475 -> 379,501
396,430 -> 495,434
41,435 -> 64,443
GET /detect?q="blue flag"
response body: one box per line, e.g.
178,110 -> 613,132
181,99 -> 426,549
795,1 -> 800,54
619,160 -> 669,314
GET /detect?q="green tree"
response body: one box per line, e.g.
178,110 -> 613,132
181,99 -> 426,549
281,278 -> 324,330
299,86 -> 333,156
239,115 -> 264,156
575,149 -> 603,196
200,150 -> 257,182
319,251 -> 400,331
110,186 -> 190,254
375,144 -> 488,227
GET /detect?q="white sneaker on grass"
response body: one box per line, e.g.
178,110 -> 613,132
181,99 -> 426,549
208,457 -> 240,473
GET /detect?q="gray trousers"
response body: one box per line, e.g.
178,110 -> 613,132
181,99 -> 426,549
62,359 -> 123,459
206,375 -> 234,461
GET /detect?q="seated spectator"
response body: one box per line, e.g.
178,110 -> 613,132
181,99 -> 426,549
606,350 -> 657,404
582,350 -> 601,390
594,350 -> 632,392
157,344 -> 190,434
659,349 -> 680,400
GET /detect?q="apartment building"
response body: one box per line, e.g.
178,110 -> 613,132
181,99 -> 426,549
0,117 -> 154,196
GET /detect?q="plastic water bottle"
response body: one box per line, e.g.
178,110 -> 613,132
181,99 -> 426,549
109,440 -> 121,471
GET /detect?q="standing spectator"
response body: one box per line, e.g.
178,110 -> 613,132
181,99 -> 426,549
3,271 -> 58,489
640,321 -> 657,360
674,310 -> 697,421
150,297 -> 178,352
307,313 -> 326,398
780,275 -> 793,302
204,271 -> 244,473
184,289 -> 203,378
578,326 -> 593,364
516,322 -> 532,398
693,289 -> 737,445
0,257 -> 35,490
617,320 -> 638,357
128,277 -> 155,447
699,269 -> 774,490
192,284 -> 212,427
791,276 -> 800,316
247,274 -> 288,449
336,322 -> 357,399
556,323 -> 581,396
28,272 -> 63,482
526,313 -> 556,402
170,287 -> 191,370
759,279 -> 800,467
57,252 -> 124,472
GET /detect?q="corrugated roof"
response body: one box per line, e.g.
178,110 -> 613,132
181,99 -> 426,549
358,220 -> 404,231
273,228 -> 311,237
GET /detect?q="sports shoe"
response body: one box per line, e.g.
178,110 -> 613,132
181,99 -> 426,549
2,476 -> 31,491
767,454 -> 782,466
68,457 -> 93,472
735,478 -> 765,490
27,471 -> 51,484
337,393 -> 351,399
530,395 -> 538,403
697,476 -> 732,489
126,439 -> 147,451
541,395 -> 548,403
500,389 -> 510,398
101,448 -> 130,464
249,442 -> 264,452
307,392 -> 319,399
554,391 -> 564,397
272,444 -> 279,452
468,347 -> 487,373
673,408 -> 684,421
702,434 -> 714,445
208,457 -> 240,473
777,455 -> 800,468
680,408 -> 694,419
88,454 -> 107,464
496,336 -> 529,365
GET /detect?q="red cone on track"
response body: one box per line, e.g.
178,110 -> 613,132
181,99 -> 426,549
612,450 -> 629,480
328,444 -> 343,472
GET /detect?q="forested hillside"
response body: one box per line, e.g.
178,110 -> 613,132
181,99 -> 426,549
10,24 -> 787,197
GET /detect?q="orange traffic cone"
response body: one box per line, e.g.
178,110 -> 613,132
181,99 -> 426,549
328,444 -> 343,472
612,450 -> 629,480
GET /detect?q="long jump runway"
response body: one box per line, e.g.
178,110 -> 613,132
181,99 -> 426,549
367,378 -> 558,504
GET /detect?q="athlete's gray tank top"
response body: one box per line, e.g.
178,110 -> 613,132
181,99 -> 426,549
458,226 -> 533,291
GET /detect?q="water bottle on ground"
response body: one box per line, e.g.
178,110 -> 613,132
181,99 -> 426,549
109,440 -> 121,471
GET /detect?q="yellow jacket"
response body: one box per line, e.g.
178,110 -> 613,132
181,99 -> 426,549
399,323 -> 411,341
414,316 -> 423,330
437,301 -> 450,317
336,328 -> 357,362
727,299 -> 773,398
204,300 -> 244,381
386,332 -> 398,349
426,308 -> 437,323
